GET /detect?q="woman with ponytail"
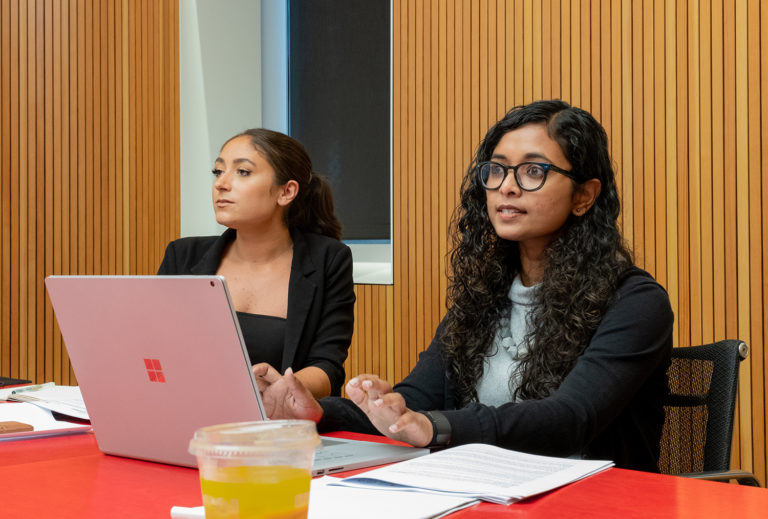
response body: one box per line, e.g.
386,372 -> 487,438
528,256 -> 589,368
265,101 -> 673,472
158,129 -> 354,398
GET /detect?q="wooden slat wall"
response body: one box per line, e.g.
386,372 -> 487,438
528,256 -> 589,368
0,0 -> 179,384
346,0 -> 767,486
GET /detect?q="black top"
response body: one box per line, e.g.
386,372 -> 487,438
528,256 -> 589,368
318,267 -> 673,471
157,227 -> 356,396
236,312 -> 286,368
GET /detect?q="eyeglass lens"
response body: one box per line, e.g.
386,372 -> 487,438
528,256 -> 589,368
479,162 -> 548,191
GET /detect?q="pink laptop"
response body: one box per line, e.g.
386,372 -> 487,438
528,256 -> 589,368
45,275 -> 427,474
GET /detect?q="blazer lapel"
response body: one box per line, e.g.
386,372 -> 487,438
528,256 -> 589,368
282,230 -> 317,372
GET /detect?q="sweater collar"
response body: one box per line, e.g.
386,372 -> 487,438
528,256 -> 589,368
508,274 -> 537,306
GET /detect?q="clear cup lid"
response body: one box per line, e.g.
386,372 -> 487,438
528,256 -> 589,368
189,420 -> 320,458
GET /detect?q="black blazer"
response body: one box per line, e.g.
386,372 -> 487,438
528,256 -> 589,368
157,227 -> 355,395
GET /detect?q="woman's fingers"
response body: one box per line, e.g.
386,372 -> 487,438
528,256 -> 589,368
372,391 -> 407,413
345,376 -> 376,408
282,368 -> 324,422
252,362 -> 282,383
346,374 -> 393,403
361,375 -> 394,395
347,375 -> 420,442
252,363 -> 277,392
346,380 -> 367,408
254,378 -> 269,393
284,367 -> 309,400
388,410 -> 433,447
363,392 -> 407,430
344,375 -> 433,448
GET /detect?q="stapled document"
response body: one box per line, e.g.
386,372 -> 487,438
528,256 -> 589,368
0,384 -> 89,420
334,443 -> 614,504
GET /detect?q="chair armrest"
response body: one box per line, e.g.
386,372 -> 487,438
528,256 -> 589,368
679,470 -> 761,487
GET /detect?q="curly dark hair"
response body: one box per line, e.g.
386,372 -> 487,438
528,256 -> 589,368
442,99 -> 633,405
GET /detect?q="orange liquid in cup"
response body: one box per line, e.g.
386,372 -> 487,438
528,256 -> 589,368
200,465 -> 311,519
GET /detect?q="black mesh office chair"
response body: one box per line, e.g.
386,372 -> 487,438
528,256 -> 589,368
658,340 -> 760,486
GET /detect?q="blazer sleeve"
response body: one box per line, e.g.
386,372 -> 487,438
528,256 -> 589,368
440,274 -> 673,458
300,244 -> 356,395
316,319 -> 455,434
393,320 -> 457,411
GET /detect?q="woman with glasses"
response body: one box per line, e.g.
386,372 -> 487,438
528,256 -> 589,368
262,100 -> 673,471
157,129 -> 355,399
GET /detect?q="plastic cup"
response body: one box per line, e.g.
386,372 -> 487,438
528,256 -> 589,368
189,420 -> 320,519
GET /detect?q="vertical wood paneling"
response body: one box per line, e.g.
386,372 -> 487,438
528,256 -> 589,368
620,1 -> 633,250
746,0 -> 765,484
759,0 -> 768,485
391,0 -> 402,383
700,0 -> 713,344
438,0 -> 449,316
349,0 -> 768,486
652,0 -> 666,291
642,0 -> 655,278
664,0 -> 679,353
549,0 -> 560,101
711,0 -> 725,341
687,0 -> 701,346
631,0 -> 644,263
43,0 -> 53,382
734,0 -> 753,469
0,0 -> 179,386
1,0 -> 12,379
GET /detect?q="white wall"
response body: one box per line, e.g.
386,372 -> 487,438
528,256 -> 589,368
179,0 -> 265,238
260,0 -> 288,133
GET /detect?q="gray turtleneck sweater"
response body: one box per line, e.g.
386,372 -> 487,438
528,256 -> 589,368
476,275 -> 536,406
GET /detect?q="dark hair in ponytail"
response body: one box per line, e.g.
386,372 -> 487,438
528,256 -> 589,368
227,129 -> 343,240
288,173 -> 342,240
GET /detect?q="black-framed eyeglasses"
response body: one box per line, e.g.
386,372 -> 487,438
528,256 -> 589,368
476,161 -> 578,192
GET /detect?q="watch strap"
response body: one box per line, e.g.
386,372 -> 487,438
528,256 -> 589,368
423,410 -> 451,447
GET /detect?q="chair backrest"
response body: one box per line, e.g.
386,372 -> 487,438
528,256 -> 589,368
658,340 -> 748,474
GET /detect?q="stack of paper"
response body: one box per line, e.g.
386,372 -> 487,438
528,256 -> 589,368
333,443 -> 613,504
171,444 -> 613,518
171,476 -> 477,519
0,383 -> 89,420
0,402 -> 90,440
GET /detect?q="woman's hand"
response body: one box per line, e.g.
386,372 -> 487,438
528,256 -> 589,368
252,362 -> 331,400
251,363 -> 323,422
346,375 -> 433,447
251,362 -> 282,394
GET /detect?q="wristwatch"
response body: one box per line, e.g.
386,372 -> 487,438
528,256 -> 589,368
423,410 -> 452,447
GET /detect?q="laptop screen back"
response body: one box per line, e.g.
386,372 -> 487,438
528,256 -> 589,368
45,275 -> 265,467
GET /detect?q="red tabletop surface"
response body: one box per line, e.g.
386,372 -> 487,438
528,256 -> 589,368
2,430 -> 767,518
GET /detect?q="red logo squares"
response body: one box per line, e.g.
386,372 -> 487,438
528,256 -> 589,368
144,358 -> 166,383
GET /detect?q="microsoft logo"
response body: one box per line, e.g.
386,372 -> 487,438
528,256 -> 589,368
144,358 -> 166,383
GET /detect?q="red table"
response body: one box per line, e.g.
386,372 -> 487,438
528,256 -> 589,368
2,431 -> 767,518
